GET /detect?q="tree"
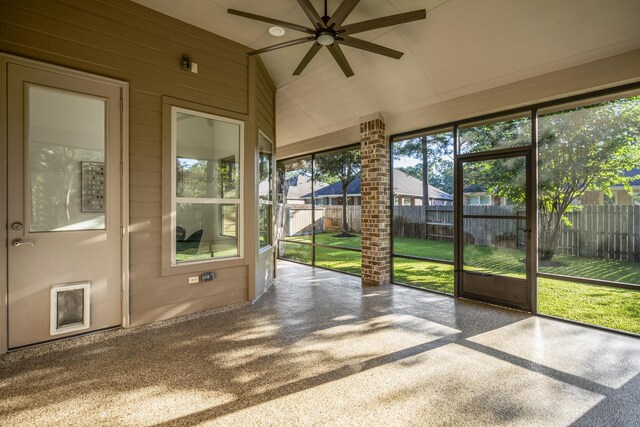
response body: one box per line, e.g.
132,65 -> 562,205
463,97 -> 640,261
393,133 -> 454,204
314,149 -> 361,237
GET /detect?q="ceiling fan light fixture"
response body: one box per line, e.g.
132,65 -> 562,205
229,2 -> 426,77
268,26 -> 286,37
317,32 -> 335,46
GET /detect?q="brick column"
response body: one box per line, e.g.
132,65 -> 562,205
360,113 -> 391,286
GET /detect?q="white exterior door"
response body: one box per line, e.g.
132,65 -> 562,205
7,63 -> 123,349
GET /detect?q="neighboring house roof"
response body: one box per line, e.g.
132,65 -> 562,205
611,168 -> 640,188
284,174 -> 327,199
303,169 -> 453,200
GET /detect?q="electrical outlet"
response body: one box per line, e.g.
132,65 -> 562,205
188,276 -> 200,284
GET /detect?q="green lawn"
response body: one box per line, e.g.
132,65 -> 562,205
283,233 -> 640,334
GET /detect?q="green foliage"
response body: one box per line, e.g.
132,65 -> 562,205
462,97 -> 640,260
393,133 -> 454,197
177,157 -> 239,199
314,149 -> 361,185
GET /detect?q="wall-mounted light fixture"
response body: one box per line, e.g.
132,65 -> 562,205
181,55 -> 198,74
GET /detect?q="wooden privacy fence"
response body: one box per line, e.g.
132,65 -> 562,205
323,206 -> 361,232
279,205 -> 323,237
280,204 -> 640,261
555,205 -> 640,261
394,205 -> 524,248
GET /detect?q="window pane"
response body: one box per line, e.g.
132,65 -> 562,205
279,241 -> 312,264
259,134 -> 273,249
392,131 -> 454,261
175,203 -> 239,262
176,111 -> 240,200
28,85 -> 106,232
173,108 -> 242,264
459,115 -> 531,154
393,258 -> 454,294
313,147 -> 362,245
538,277 -> 640,334
538,95 -> 640,286
277,157 -> 313,243
315,246 -> 361,275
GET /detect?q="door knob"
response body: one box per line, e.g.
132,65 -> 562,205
12,239 -> 35,247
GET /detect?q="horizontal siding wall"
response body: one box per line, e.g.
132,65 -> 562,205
256,59 -> 276,139
0,0 -> 275,326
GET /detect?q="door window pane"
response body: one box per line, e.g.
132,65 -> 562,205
28,85 -> 106,232
462,157 -> 526,216
173,107 -> 242,264
463,217 -> 526,278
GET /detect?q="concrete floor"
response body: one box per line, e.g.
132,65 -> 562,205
1,260 -> 639,426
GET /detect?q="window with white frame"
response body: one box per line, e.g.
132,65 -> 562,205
171,107 -> 243,264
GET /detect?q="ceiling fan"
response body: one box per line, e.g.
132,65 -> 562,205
228,0 -> 426,77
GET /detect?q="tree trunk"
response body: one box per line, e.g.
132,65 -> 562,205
538,212 -> 563,260
421,136 -> 430,206
341,182 -> 349,234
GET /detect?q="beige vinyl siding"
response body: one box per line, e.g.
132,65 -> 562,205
0,0 -> 275,326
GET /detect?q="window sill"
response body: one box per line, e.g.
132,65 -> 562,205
259,245 -> 274,255
161,256 -> 245,277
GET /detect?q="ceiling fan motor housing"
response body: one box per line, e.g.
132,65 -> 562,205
317,31 -> 335,46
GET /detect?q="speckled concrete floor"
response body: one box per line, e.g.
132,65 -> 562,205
1,260 -> 639,426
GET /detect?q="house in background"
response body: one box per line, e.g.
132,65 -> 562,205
580,168 -> 640,205
302,169 -> 453,206
279,174 -> 328,204
464,169 -> 640,207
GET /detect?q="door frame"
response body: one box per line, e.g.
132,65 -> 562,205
454,145 -> 537,312
0,53 -> 130,354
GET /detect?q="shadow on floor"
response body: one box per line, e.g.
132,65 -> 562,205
1,261 -> 638,426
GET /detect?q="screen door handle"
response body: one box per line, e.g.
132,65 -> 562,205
12,239 -> 35,247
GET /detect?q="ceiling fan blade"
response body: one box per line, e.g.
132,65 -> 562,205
228,9 -> 314,34
327,0 -> 360,28
293,43 -> 323,75
339,9 -> 426,35
337,36 -> 404,59
248,37 -> 315,56
327,44 -> 354,77
296,0 -> 326,28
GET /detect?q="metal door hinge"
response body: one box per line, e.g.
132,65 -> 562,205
120,163 -> 124,175
121,226 -> 124,239
120,98 -> 123,111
